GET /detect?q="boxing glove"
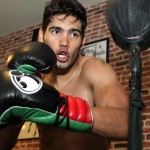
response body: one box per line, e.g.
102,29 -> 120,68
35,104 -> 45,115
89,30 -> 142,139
7,41 -> 57,74
0,42 -> 93,131
0,68 -> 61,128
0,41 -> 58,128
0,68 -> 93,131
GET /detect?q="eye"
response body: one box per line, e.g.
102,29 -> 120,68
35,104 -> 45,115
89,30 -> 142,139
51,29 -> 60,35
70,32 -> 80,39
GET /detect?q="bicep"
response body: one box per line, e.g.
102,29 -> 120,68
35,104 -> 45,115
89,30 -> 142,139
88,60 -> 129,110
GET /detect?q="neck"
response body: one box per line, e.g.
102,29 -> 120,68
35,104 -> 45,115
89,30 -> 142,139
46,56 -> 82,90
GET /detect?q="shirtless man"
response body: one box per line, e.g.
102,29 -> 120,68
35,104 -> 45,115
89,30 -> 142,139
0,0 -> 129,150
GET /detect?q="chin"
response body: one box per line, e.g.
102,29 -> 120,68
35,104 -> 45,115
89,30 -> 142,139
56,63 -> 73,71
56,64 -> 67,70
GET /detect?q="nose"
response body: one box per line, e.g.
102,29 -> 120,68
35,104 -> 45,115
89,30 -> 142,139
60,33 -> 69,47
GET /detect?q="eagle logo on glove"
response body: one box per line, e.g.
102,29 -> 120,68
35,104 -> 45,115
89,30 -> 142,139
9,70 -> 43,94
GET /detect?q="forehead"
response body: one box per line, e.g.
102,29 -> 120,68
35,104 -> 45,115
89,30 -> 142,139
48,14 -> 82,29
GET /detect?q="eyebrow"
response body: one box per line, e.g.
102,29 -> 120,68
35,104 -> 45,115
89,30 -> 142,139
48,26 -> 61,31
49,26 -> 82,35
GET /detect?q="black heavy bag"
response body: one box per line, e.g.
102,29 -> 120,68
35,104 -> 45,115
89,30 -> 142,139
106,0 -> 150,150
106,0 -> 150,51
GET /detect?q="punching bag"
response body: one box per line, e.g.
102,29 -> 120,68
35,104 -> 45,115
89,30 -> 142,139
106,0 -> 150,149
107,0 -> 150,51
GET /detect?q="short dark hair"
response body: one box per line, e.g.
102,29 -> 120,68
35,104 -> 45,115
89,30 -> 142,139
42,0 -> 87,36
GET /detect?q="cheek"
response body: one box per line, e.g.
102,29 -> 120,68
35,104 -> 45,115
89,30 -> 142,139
69,45 -> 81,59
43,36 -> 59,52
70,40 -> 82,53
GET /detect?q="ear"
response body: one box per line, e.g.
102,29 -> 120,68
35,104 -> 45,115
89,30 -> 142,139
38,28 -> 44,42
80,37 -> 85,49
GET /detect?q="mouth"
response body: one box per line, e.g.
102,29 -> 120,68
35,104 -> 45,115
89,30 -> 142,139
56,51 -> 69,63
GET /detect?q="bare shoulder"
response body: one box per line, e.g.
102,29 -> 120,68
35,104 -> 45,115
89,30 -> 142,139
80,56 -> 128,108
81,56 -> 117,83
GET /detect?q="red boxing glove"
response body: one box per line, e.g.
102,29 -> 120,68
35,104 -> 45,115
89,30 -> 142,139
54,93 -> 93,131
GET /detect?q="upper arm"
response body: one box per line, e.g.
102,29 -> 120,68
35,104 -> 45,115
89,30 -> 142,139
84,58 -> 129,110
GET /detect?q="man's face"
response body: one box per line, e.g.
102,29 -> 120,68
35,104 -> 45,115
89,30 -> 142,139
39,15 -> 85,70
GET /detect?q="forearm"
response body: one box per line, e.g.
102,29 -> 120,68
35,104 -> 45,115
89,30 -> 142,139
91,107 -> 129,140
0,125 -> 22,150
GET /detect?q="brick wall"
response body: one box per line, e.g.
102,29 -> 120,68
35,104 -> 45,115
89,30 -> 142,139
0,0 -> 150,149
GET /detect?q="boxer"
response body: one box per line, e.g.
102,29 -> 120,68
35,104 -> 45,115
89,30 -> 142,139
0,0 -> 129,150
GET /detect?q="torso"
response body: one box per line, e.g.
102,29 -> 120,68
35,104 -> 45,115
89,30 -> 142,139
38,56 -> 111,150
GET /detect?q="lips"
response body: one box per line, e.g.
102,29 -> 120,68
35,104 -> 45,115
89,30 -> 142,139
56,51 -> 69,63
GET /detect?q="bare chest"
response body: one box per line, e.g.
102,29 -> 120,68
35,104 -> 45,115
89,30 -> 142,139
56,73 -> 94,106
